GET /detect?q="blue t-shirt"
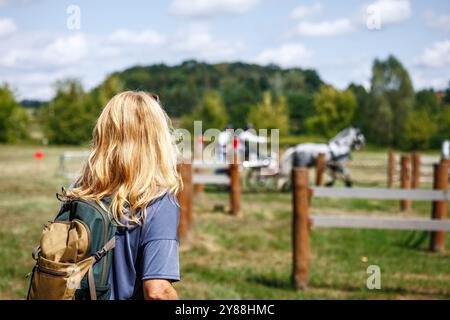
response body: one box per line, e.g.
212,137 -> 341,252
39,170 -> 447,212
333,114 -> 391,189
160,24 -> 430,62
109,193 -> 180,300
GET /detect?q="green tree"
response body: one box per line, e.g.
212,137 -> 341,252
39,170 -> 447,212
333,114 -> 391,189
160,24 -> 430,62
367,55 -> 415,146
115,60 -> 323,117
230,103 -> 252,128
0,84 -> 29,143
41,80 -> 94,145
443,81 -> 450,104
415,89 -> 440,114
90,74 -> 124,113
401,110 -> 437,149
347,83 -> 370,133
247,92 -> 290,136
286,92 -> 314,134
433,105 -> 450,147
414,89 -> 442,149
183,90 -> 228,131
305,85 -> 357,138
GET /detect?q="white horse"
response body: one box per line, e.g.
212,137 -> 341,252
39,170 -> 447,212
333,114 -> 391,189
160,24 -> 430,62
278,127 -> 365,189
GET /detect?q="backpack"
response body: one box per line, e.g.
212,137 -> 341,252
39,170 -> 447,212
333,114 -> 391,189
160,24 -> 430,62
27,192 -> 116,300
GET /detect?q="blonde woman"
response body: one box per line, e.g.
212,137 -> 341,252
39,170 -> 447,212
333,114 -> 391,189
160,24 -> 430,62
65,91 -> 181,300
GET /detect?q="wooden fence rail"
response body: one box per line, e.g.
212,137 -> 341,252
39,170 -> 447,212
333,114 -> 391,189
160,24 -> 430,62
311,215 -> 450,231
192,174 -> 230,185
311,187 -> 449,201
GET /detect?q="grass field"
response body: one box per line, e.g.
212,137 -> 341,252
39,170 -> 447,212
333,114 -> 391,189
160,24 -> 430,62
0,145 -> 449,299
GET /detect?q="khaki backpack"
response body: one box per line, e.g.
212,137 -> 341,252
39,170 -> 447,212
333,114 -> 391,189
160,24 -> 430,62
27,192 -> 116,300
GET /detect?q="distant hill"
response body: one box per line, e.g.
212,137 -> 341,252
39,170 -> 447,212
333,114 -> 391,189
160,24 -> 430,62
20,99 -> 46,109
111,60 -> 323,118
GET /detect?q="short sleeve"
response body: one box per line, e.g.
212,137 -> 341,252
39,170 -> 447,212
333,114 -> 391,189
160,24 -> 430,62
141,240 -> 180,281
139,193 -> 180,281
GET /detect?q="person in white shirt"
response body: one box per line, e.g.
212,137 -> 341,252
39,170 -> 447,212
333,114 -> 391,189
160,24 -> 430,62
238,124 -> 267,161
216,124 -> 233,162
442,140 -> 450,160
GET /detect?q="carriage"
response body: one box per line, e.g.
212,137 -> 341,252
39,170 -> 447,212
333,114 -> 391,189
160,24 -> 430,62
241,127 -> 365,190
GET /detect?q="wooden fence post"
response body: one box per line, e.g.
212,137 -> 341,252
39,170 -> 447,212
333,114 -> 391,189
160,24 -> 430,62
441,158 -> 450,180
400,155 -> 412,211
177,163 -> 192,239
193,136 -> 204,194
430,160 -> 449,252
193,168 -> 204,193
229,153 -> 240,215
315,153 -> 325,186
387,149 -> 395,188
292,161 -> 310,290
411,151 -> 421,189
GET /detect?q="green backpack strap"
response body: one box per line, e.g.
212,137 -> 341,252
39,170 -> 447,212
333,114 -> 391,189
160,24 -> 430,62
94,236 -> 116,262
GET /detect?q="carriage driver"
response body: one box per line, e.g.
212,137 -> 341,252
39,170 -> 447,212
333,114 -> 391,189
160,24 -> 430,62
238,123 -> 268,162
216,124 -> 233,162
442,140 -> 450,160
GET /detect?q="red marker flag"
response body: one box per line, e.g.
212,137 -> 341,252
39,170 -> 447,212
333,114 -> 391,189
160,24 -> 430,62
34,151 -> 44,160
233,137 -> 239,149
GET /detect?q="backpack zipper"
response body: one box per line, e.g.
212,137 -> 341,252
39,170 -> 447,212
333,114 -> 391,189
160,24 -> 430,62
37,264 -> 68,277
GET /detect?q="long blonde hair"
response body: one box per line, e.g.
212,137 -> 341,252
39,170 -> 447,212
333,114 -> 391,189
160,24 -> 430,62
64,91 -> 181,226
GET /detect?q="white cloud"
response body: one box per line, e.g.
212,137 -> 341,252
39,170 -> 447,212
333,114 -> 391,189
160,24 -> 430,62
350,60 -> 372,89
0,23 -> 248,100
3,70 -> 69,99
169,0 -> 259,17
290,3 -> 322,19
0,0 -> 37,8
41,34 -> 88,65
103,24 -> 241,63
417,40 -> 450,68
295,19 -> 354,37
1,33 -> 88,68
255,43 -> 313,68
365,0 -> 411,26
107,29 -> 166,46
424,10 -> 450,31
170,23 -> 243,60
0,18 -> 17,37
411,72 -> 448,90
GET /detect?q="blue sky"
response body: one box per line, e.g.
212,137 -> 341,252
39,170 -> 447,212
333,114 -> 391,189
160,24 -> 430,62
0,0 -> 449,100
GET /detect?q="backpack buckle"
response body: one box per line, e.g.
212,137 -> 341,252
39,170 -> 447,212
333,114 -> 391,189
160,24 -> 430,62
94,248 -> 107,261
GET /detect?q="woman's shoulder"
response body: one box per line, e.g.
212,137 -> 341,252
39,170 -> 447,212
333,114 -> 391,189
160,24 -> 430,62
145,192 -> 178,217
141,192 -> 179,241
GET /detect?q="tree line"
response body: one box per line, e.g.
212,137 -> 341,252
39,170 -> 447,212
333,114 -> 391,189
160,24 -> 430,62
0,56 -> 449,149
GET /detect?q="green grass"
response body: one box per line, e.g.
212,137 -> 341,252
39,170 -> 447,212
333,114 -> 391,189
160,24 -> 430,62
279,135 -> 327,147
0,145 -> 448,299
176,192 -> 449,299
